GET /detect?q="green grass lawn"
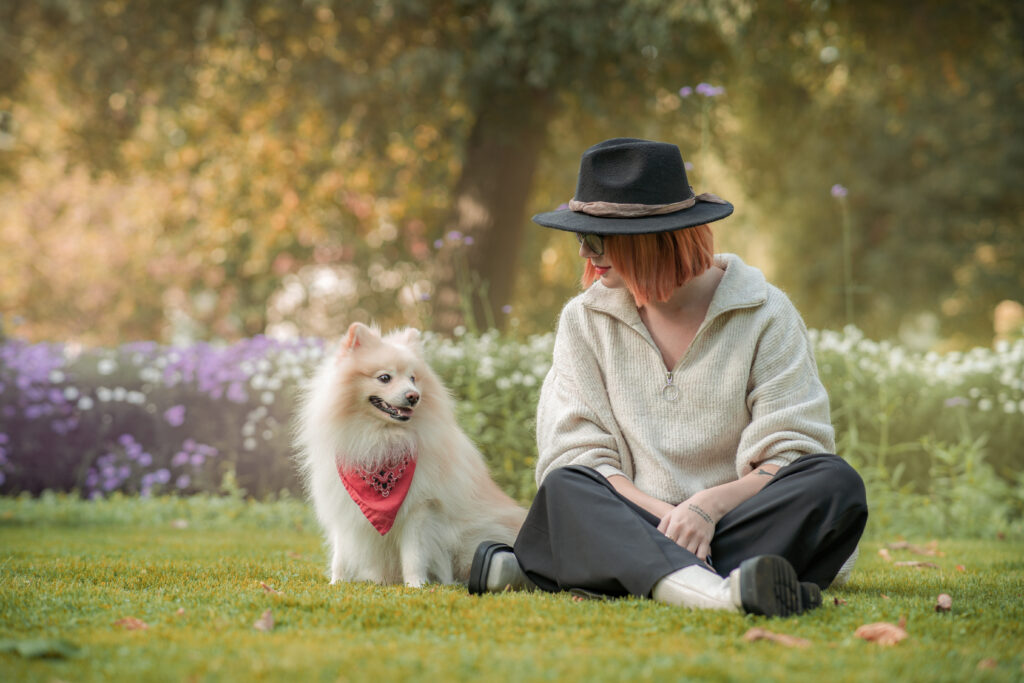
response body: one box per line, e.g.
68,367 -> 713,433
1,495 -> 1022,682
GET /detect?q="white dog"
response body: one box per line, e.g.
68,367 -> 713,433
294,322 -> 526,587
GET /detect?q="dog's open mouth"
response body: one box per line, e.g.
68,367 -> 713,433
369,396 -> 413,422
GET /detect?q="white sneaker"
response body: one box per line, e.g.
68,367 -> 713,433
652,555 -> 804,617
829,546 -> 859,588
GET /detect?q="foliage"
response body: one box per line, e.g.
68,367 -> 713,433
1,327 -> 1022,537
1,504 -> 1023,681
1,1 -> 1019,346
724,1 -> 1024,346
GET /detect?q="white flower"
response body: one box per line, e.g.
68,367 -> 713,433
139,367 -> 162,383
261,391 -> 275,405
978,399 -> 993,411
49,370 -> 65,384
63,386 -> 79,401
97,359 -> 117,375
126,391 -> 146,405
1003,401 -> 1017,414
97,387 -> 112,402
77,396 -> 94,410
244,438 -> 257,451
112,387 -> 127,402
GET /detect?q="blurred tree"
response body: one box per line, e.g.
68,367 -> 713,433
0,0 -> 1020,346
0,0 -> 726,342
725,0 -> 1024,347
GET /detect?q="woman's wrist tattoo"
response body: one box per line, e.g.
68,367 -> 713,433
688,503 -> 713,525
756,468 -> 774,478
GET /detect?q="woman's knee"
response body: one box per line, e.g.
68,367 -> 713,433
539,465 -> 604,496
786,454 -> 867,510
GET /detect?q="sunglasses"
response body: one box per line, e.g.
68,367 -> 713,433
574,232 -> 604,256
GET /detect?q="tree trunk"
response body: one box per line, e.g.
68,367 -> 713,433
433,88 -> 556,333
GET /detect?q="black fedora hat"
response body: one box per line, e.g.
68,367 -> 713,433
532,138 -> 733,235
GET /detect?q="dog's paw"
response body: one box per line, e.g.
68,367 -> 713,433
403,577 -> 428,588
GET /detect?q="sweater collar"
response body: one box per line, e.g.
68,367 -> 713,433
579,253 -> 768,330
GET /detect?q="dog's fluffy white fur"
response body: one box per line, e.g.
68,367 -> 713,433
294,322 -> 526,586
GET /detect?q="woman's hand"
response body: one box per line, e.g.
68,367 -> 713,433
657,493 -> 721,561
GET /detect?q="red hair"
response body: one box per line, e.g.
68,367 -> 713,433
582,225 -> 714,306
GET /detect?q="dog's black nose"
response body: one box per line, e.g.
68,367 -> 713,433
405,391 -> 420,406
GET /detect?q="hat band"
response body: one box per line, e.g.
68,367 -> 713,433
568,192 -> 728,218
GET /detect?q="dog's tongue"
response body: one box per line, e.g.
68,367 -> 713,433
338,455 -> 416,535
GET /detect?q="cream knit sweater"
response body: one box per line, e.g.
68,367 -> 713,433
535,253 -> 835,505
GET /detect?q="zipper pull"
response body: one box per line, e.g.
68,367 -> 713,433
662,371 -> 680,401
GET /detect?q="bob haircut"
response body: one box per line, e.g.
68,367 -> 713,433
582,224 -> 714,306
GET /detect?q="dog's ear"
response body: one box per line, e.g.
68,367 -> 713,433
397,327 -> 422,349
340,322 -> 380,355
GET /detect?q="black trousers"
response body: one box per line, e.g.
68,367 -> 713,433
514,454 -> 868,596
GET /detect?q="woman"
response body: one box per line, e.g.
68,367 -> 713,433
468,138 -> 867,617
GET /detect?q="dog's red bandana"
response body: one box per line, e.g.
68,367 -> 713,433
338,455 -> 416,535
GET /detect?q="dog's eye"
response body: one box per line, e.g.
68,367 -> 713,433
410,375 -> 416,384
377,374 -> 392,384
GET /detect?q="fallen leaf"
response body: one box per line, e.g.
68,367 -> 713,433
878,548 -> 893,562
259,581 -> 281,594
935,594 -> 952,612
170,519 -> 189,529
175,608 -> 186,616
893,561 -> 939,569
571,595 -> 585,602
881,594 -> 890,600
833,597 -> 848,606
854,616 -> 908,646
253,609 -> 274,632
955,564 -> 966,572
977,658 -> 997,670
743,628 -> 811,649
114,617 -> 149,630
287,551 -> 303,559
886,540 -> 943,557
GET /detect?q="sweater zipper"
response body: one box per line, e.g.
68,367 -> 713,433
646,301 -> 759,402
662,371 -> 680,401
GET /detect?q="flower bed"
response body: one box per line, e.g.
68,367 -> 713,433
1,328 -> 1021,536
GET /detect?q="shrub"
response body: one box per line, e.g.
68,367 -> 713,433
0,327 -> 1021,537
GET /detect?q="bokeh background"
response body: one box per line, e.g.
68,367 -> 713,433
0,1 -> 1022,535
2,0 -> 1021,347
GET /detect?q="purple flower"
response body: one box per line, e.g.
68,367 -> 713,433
831,184 -> 848,198
695,83 -> 725,97
944,396 -> 970,408
433,239 -> 444,249
190,453 -> 204,467
164,405 -> 186,427
138,452 -> 152,467
419,293 -> 431,302
463,236 -> 474,246
176,474 -> 191,490
446,230 -> 463,242
172,452 -> 189,467
501,305 -> 513,315
226,382 -> 248,404
154,468 -> 171,484
679,86 -> 693,98
556,203 -> 570,211
684,161 -> 694,171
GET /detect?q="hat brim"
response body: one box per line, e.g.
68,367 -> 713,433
532,200 -> 733,235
